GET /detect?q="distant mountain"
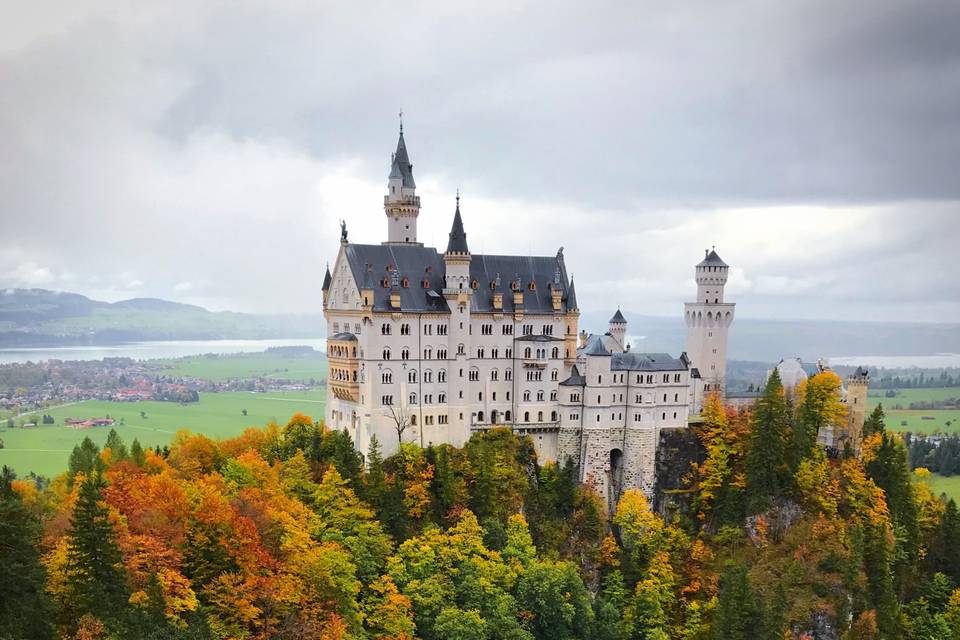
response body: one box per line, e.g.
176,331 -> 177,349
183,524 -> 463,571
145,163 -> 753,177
0,288 -> 323,347
3,289 -> 958,358
577,310 -> 960,363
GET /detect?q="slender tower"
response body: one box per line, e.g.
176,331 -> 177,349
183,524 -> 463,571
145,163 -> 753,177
684,248 -> 735,411
383,120 -> 421,245
842,367 -> 869,454
443,195 -> 472,445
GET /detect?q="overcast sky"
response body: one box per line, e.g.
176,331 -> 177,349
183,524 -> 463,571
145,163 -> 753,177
1,0 -> 958,322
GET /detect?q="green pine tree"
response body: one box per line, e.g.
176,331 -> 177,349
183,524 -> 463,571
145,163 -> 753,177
105,428 -> 128,461
64,471 -> 131,632
713,564 -> 761,640
130,438 -> 146,467
863,404 -> 886,438
745,369 -> 790,511
0,466 -> 55,640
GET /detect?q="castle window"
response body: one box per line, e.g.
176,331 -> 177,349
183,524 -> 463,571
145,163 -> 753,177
550,390 -> 557,401
438,369 -> 446,382
382,372 -> 393,384
673,411 -> 678,419
382,277 -> 389,287
471,279 -> 478,289
477,411 -> 484,422
505,369 -> 512,381
382,348 -> 391,360
551,347 -> 559,359
537,411 -> 543,421
402,277 -> 409,288
524,411 -> 530,422
662,412 -> 666,420
438,414 -> 448,424
524,391 -> 531,401
409,393 -> 417,404
424,370 -> 433,383
408,370 -> 417,383
598,375 -> 602,384
439,393 -> 446,403
401,348 -> 409,360
505,410 -> 512,422
674,393 -> 679,402
422,278 -> 430,288
537,391 -> 544,401
528,281 -> 536,291
551,369 -> 558,381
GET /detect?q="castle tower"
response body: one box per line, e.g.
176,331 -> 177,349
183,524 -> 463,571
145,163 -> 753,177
842,366 -> 869,454
608,309 -> 627,354
383,123 -> 421,245
684,248 -> 735,410
443,195 -> 472,445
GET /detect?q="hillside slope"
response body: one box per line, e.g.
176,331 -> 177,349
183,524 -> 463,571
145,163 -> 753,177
0,288 -> 322,346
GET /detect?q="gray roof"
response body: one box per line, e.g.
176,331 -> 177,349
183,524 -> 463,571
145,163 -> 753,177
581,334 -> 610,356
446,202 -> 469,254
321,264 -> 332,291
515,334 -> 564,342
800,362 -> 821,377
611,352 -> 688,372
609,309 -> 626,324
697,249 -> 728,268
343,243 -> 574,314
329,332 -> 357,341
390,131 -> 416,189
559,364 -> 586,387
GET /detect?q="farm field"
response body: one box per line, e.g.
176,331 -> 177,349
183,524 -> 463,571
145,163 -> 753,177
919,472 -> 960,502
0,389 -> 325,479
155,352 -> 327,382
868,387 -> 960,435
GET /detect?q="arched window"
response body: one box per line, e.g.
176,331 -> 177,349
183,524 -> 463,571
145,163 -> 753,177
524,347 -> 531,358
551,411 -> 557,421
537,411 -> 543,422
524,411 -> 530,422
477,411 -> 484,422
410,415 -> 417,425
551,347 -> 559,359
382,348 -> 391,360
505,410 -> 512,422
409,393 -> 417,404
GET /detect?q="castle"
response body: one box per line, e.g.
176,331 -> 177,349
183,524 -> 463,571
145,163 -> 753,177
322,126 -> 735,505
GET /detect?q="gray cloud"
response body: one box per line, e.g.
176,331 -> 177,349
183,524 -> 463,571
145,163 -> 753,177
0,0 -> 957,321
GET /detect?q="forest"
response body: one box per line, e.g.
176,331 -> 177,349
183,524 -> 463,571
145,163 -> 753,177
2,370 -> 960,640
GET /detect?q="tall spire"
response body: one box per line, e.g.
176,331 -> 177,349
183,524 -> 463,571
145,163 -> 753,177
321,263 -> 332,291
446,194 -> 469,254
389,126 -> 415,189
566,278 -> 578,310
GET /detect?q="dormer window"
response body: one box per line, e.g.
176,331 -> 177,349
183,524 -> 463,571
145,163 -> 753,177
422,278 -> 430,288
381,277 -> 389,288
401,277 -> 409,288
528,280 -> 536,291
511,280 -> 520,291
471,279 -> 478,289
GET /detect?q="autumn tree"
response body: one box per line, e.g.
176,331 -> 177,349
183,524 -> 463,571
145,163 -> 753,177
690,392 -> 748,526
791,372 -> 846,468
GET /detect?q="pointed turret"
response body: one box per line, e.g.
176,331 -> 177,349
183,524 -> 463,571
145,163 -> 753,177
446,195 -> 469,254
566,278 -> 578,311
322,263 -> 332,309
390,130 -> 416,189
321,263 -> 332,291
384,120 -> 421,244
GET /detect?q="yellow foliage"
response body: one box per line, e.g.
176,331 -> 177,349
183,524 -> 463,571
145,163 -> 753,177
913,466 -> 931,478
795,448 -> 839,516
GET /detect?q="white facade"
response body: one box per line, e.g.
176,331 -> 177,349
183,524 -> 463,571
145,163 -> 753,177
323,127 -> 705,506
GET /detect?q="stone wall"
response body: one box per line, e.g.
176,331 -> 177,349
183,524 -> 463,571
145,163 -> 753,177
652,426 -> 705,517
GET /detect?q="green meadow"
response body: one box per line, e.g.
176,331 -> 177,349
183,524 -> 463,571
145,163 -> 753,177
0,389 -> 325,479
155,352 -> 327,382
868,387 -> 960,435
919,473 -> 960,502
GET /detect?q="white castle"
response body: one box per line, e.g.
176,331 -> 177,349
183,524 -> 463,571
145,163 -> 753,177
323,127 -> 734,504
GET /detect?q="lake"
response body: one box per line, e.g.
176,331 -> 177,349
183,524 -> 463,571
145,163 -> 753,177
0,338 -> 328,364
829,353 -> 960,369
